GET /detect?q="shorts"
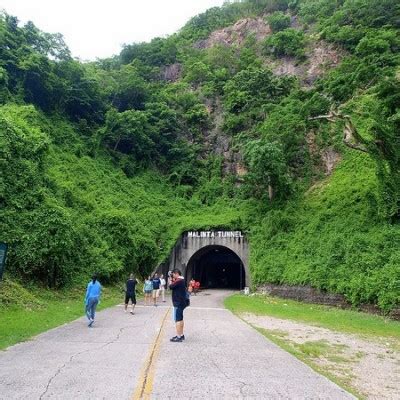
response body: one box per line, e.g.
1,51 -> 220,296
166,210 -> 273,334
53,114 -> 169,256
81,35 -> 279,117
125,293 -> 136,304
144,289 -> 152,294
173,306 -> 184,322
152,289 -> 160,298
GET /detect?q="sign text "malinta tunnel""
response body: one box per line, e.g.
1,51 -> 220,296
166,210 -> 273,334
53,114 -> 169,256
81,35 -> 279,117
187,231 -> 243,238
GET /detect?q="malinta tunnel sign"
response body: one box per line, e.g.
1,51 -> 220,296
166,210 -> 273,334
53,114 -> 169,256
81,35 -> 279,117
188,231 -> 243,238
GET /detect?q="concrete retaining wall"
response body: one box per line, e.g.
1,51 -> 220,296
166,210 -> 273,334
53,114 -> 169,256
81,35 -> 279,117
258,283 -> 400,320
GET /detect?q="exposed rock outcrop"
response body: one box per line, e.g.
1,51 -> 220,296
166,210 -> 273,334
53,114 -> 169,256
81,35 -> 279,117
272,41 -> 342,86
191,18 -> 343,177
202,98 -> 245,176
306,130 -> 341,176
194,17 -> 271,49
160,63 -> 182,82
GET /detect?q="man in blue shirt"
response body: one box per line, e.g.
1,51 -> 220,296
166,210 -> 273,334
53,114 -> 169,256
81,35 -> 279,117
84,274 -> 101,327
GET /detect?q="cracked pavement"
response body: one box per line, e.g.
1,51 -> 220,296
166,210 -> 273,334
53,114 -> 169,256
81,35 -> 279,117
0,290 -> 354,399
151,290 -> 354,399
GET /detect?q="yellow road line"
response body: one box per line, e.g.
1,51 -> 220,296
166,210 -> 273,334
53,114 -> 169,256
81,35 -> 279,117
132,307 -> 170,400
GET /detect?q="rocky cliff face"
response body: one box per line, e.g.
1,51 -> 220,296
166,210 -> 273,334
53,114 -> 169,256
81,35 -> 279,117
195,16 -> 342,87
160,63 -> 182,82
271,41 -> 342,87
165,16 -> 343,179
203,98 -> 247,177
194,17 -> 271,49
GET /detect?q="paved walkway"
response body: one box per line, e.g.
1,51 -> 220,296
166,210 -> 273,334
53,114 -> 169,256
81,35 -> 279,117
0,290 -> 353,399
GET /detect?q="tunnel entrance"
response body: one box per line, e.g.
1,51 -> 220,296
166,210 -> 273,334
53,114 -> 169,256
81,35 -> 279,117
186,245 -> 245,290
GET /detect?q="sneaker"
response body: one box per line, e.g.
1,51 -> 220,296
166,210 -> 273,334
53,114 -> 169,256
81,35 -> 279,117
130,311 -> 134,315
88,319 -> 94,327
170,336 -> 183,342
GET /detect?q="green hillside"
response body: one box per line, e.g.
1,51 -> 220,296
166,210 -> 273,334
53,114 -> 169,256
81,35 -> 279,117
1,0 -> 399,312
1,104 -> 241,287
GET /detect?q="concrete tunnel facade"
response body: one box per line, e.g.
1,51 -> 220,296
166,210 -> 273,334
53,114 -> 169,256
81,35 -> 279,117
157,230 -> 250,289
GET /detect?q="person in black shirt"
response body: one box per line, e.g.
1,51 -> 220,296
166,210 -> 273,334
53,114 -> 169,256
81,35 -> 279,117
125,274 -> 138,314
168,269 -> 187,342
152,273 -> 161,307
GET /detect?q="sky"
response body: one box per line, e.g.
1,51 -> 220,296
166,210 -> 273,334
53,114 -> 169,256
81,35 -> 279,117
0,0 -> 226,60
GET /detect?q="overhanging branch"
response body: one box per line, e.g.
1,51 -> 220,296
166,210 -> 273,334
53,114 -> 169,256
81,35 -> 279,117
310,110 -> 369,153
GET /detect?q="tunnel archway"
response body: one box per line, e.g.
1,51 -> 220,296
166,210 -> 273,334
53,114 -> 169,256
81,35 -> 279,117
186,245 -> 246,290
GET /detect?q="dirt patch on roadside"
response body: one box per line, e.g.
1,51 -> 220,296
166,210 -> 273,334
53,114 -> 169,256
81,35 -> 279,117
242,313 -> 400,399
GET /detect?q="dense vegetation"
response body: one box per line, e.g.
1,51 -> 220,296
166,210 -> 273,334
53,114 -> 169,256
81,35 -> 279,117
1,0 -> 399,312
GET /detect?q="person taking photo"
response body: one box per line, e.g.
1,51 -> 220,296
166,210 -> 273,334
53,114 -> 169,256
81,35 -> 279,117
168,269 -> 187,342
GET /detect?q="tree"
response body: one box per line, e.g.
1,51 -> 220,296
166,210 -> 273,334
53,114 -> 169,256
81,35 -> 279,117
260,98 -> 308,174
184,61 -> 212,87
223,67 -> 294,113
23,21 -> 71,61
310,100 -> 400,220
111,64 -> 148,111
19,53 -> 55,110
120,36 -> 178,66
102,108 -> 154,160
244,140 -> 292,201
0,66 -> 10,102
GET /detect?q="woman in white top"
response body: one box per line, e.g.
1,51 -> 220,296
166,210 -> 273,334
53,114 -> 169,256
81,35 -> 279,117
159,274 -> 166,302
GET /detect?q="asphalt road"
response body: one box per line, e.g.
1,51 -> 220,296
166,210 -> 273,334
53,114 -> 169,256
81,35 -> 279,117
0,290 -> 354,399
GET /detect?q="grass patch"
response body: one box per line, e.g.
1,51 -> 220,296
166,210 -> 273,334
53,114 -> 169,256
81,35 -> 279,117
326,354 -> 351,363
296,339 -> 334,357
0,283 -> 127,350
268,329 -> 289,338
225,294 -> 400,339
294,340 -> 349,363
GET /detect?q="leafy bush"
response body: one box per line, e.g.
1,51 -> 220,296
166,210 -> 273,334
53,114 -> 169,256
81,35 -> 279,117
267,11 -> 291,32
298,0 -> 338,24
264,28 -> 306,58
0,278 -> 44,308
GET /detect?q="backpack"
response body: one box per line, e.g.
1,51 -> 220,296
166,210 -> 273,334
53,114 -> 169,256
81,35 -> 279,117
185,290 -> 191,308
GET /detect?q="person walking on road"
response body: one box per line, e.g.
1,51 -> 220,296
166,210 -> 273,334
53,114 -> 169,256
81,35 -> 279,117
159,274 -> 166,302
152,273 -> 161,306
143,276 -> 153,306
169,269 -> 187,342
125,274 -> 138,314
85,274 -> 101,327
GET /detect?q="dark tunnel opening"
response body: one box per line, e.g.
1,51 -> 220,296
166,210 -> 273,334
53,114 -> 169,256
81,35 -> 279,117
186,246 -> 245,290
